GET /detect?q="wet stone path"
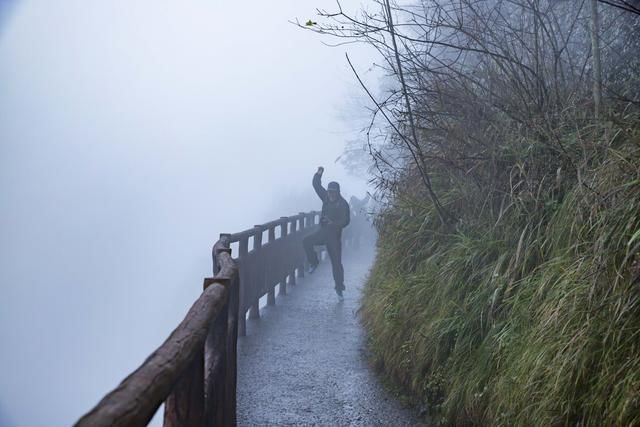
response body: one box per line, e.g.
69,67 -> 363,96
237,246 -> 423,426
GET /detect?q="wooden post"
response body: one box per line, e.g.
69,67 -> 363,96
281,217 -> 295,287
298,212 -> 307,277
238,236 -> 249,337
202,278 -> 229,427
308,212 -> 320,262
267,225 -> 276,306
290,216 -> 298,279
279,277 -> 287,296
213,233 -> 231,276
225,274 -> 239,427
163,349 -> 204,427
249,226 -> 262,319
278,218 -> 289,296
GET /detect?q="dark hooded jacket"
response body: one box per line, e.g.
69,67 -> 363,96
313,173 -> 350,230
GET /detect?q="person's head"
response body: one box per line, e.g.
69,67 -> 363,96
327,181 -> 340,202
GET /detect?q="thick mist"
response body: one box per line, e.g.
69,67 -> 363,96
0,1 -> 376,425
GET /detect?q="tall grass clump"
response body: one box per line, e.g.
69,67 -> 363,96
362,120 -> 640,425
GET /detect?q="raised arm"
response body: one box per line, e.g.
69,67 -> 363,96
312,166 -> 327,202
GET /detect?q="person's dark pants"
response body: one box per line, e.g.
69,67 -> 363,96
303,227 -> 345,291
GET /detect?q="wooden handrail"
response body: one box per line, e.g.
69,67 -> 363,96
74,210 -> 322,427
75,278 -> 231,427
233,211 -> 321,335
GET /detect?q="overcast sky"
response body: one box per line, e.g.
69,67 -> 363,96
0,1 -> 377,425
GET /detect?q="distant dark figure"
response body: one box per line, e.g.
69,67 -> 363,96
348,194 -> 370,249
303,166 -> 350,300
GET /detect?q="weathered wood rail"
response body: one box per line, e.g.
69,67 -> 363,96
74,211 -> 322,427
230,211 -> 322,336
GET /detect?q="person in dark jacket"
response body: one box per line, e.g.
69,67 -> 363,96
303,166 -> 350,299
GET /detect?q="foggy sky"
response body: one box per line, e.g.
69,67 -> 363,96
0,1 -> 376,425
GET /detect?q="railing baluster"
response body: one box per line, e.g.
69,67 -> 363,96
249,225 -> 263,319
267,225 -> 277,306
279,219 -> 288,296
209,237 -> 237,427
281,217 -> 294,288
238,236 -> 249,337
298,212 -> 307,277
203,277 -> 228,427
163,348 -> 204,427
225,273 -> 239,426
288,216 -> 297,281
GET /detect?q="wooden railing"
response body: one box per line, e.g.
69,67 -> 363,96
228,211 -> 321,336
74,211 -> 322,427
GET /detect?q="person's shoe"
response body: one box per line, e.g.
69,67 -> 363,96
307,263 -> 318,274
335,288 -> 344,301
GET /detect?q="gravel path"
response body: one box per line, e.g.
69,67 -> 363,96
237,246 -> 423,426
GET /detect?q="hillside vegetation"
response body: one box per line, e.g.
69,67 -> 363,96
309,0 -> 640,424
364,125 -> 639,425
